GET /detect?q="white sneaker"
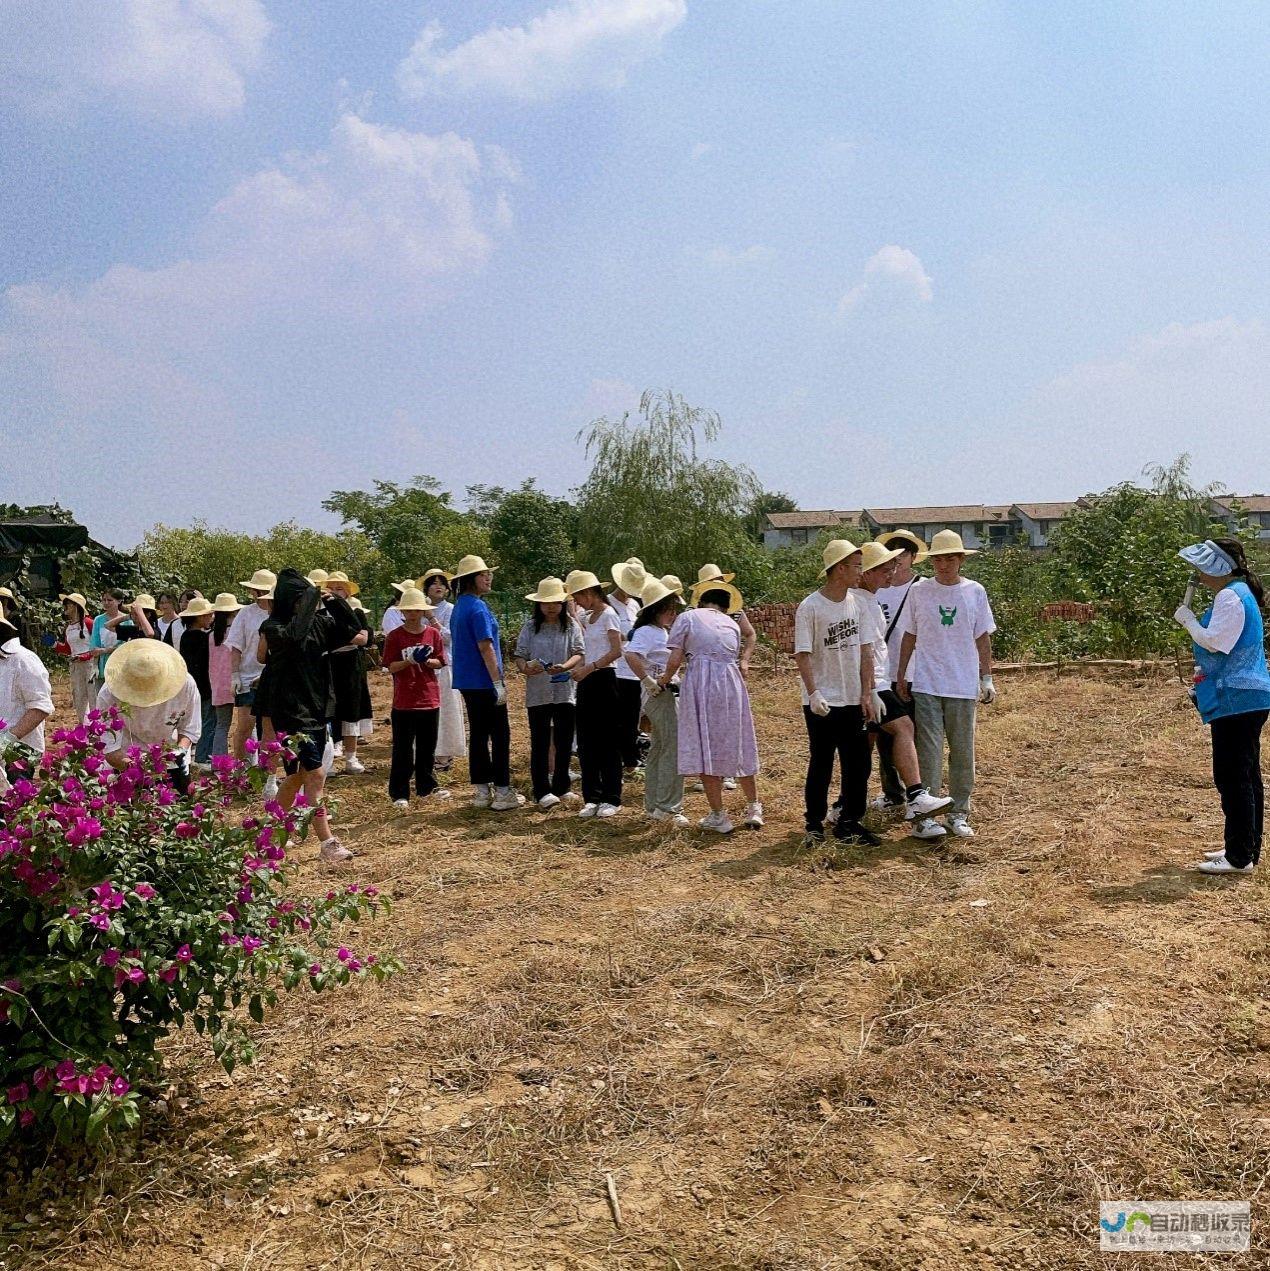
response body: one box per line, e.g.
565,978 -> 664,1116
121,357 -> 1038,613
699,810 -> 733,834
912,818 -> 947,841
319,837 -> 353,863
538,793 -> 561,810
430,788 -> 452,801
670,813 -> 690,827
869,794 -> 904,815
723,777 -> 738,791
391,798 -> 409,811
905,790 -> 954,820
344,756 -> 365,775
578,802 -> 599,819
332,742 -> 344,759
262,775 -> 279,801
946,814 -> 975,838
569,769 -> 581,783
491,788 -> 522,811
1197,854 -> 1254,875
472,785 -> 492,809
596,803 -> 619,818
1202,848 -> 1227,860
561,791 -> 582,806
742,802 -> 764,829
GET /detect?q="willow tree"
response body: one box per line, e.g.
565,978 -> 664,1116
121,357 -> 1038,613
574,390 -> 760,578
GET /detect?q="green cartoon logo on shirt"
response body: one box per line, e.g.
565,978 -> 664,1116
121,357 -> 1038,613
939,605 -> 957,627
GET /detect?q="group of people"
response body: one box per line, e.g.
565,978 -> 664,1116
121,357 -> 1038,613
0,530 -> 1266,876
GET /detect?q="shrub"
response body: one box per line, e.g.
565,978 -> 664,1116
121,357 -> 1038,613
0,713 -> 399,1146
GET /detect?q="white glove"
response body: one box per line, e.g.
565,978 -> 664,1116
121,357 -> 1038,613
494,682 -> 507,707
642,675 -> 663,697
808,689 -> 831,717
230,672 -> 244,696
1173,605 -> 1197,630
979,675 -> 996,705
870,690 -> 885,721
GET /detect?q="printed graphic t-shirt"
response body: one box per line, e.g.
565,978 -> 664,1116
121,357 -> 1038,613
793,589 -> 876,707
898,577 -> 996,700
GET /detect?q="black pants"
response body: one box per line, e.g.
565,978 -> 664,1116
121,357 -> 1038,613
576,669 -> 622,806
461,689 -> 511,787
389,708 -> 439,800
527,702 -> 576,800
1210,709 -> 1267,868
804,704 -> 869,834
615,676 -> 643,768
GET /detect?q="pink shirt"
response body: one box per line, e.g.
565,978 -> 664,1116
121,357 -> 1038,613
208,637 -> 234,707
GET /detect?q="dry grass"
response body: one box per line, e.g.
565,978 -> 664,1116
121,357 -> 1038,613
4,665 -> 1269,1270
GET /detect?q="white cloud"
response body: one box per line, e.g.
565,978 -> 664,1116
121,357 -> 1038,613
0,0 -> 270,118
0,113 -> 517,538
690,141 -> 711,160
396,0 -> 686,102
698,244 -> 771,269
839,245 -> 933,314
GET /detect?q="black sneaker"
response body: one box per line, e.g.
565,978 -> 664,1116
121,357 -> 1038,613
834,821 -> 881,847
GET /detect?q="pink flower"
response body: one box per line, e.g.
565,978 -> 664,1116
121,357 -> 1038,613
32,1067 -> 52,1092
346,883 -> 360,894
241,935 -> 263,954
175,944 -> 192,963
173,821 -> 198,839
99,948 -> 121,968
309,963 -> 322,976
18,1108 -> 35,1129
133,882 -> 157,900
67,906 -> 80,918
159,966 -> 178,983
336,947 -> 351,962
109,1076 -> 130,1097
7,1082 -> 30,1105
55,1060 -> 76,1082
364,887 -> 379,898
346,958 -> 363,973
89,913 -> 111,931
126,966 -> 146,984
113,969 -> 126,989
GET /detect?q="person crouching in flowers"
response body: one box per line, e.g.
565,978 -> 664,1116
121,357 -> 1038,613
383,587 -> 449,809
1173,538 -> 1270,875
660,581 -> 762,833
624,579 -> 687,825
95,638 -> 201,793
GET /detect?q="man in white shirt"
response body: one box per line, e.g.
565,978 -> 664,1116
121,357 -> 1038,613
227,569 -> 275,761
793,540 -> 877,847
0,617 -> 54,786
872,531 -> 925,807
896,530 -> 997,840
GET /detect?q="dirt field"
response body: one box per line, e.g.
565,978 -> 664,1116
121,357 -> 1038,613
4,665 -> 1268,1270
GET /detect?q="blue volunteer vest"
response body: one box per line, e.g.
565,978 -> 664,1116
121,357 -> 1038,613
1193,581 -> 1270,724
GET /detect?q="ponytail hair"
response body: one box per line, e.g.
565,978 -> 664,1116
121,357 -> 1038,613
1214,538 -> 1265,609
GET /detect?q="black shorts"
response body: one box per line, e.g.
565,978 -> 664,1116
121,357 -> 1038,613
868,688 -> 913,731
282,727 -> 328,775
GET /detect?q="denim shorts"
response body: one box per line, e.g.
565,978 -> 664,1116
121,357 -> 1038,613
234,688 -> 256,708
282,728 -> 328,776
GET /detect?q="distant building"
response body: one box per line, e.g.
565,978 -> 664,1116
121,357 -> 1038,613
1212,495 -> 1270,540
761,509 -> 864,549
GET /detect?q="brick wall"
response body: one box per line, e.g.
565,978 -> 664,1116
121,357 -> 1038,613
746,602 -> 799,654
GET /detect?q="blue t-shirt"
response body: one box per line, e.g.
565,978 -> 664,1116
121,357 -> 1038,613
449,593 -> 502,690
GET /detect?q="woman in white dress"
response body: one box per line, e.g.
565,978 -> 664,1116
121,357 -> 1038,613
421,568 -> 466,770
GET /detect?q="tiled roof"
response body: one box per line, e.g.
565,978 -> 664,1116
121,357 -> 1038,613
1012,502 -> 1078,520
865,505 -> 1014,524
762,509 -> 842,530
1217,494 -> 1270,514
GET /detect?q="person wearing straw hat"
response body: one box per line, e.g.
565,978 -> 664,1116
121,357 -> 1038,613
854,543 -> 954,826
96,639 -> 202,792
566,569 -> 625,817
1172,538 -> 1270,875
107,593 -> 159,642
625,579 -> 688,824
661,578 -> 762,832
514,577 -> 586,808
260,568 -> 362,862
895,529 -> 997,841
176,596 -> 219,766
0,613 -> 54,764
449,555 -> 522,811
381,580 -> 416,637
793,540 -> 879,847
382,587 -> 449,809
695,563 -> 758,677
57,592 -> 97,723
419,568 -> 465,773
205,593 -> 242,758
324,572 -> 373,774
607,557 -> 649,771
227,569 -> 276,765
305,568 -> 330,590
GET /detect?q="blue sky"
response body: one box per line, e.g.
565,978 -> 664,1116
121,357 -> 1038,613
3,1 -> 1269,547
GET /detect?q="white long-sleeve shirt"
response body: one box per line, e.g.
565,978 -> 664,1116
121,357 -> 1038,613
1180,587 -> 1244,654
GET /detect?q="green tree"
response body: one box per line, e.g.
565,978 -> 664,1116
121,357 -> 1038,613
468,480 -> 577,594
574,389 -> 760,579
745,489 -> 798,541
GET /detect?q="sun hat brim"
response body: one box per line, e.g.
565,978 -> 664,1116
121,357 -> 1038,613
821,541 -> 862,576
877,531 -> 930,564
565,575 -> 611,597
104,640 -> 188,709
926,544 -> 979,557
525,588 -> 569,603
689,579 -> 744,614
1178,541 -> 1235,577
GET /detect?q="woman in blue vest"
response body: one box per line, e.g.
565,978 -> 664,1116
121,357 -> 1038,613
1173,538 -> 1270,875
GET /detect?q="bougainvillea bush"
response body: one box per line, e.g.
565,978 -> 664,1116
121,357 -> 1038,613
0,710 -> 398,1145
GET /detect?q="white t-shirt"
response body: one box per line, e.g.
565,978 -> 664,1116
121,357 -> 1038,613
852,588 -> 890,689
0,638 -> 55,752
626,623 -> 671,679
381,606 -> 404,636
226,602 -> 270,686
96,675 -> 203,752
794,589 -> 876,707
582,607 -> 623,666
607,595 -> 640,680
898,577 -> 996,700
66,621 -> 94,658
874,578 -> 918,678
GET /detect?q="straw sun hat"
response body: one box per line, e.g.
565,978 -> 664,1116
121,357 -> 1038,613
418,567 -> 454,588
452,555 -> 495,580
324,570 -> 360,596
211,593 -> 242,613
661,574 -> 685,596
696,563 -> 735,586
395,587 -> 434,612
689,578 -> 744,614
639,578 -> 683,612
926,529 -> 979,557
177,596 -> 215,619
820,539 -> 861,575
239,569 -> 276,593
877,530 -> 929,564
859,542 -> 902,575
610,558 -> 647,596
564,570 -> 609,597
59,592 -> 90,611
525,577 -> 569,604
132,593 -> 158,611
305,569 -> 329,587
105,639 -> 188,708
